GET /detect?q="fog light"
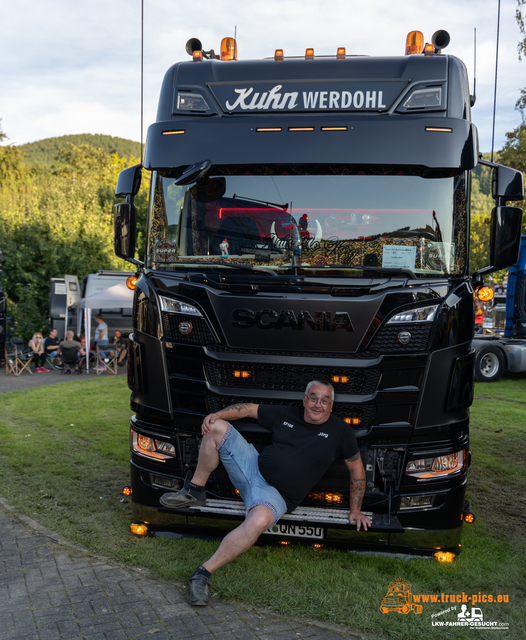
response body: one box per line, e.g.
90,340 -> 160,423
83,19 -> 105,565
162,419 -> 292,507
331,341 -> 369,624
122,486 -> 132,496
400,495 -> 435,510
434,551 -> 455,563
130,523 -> 149,536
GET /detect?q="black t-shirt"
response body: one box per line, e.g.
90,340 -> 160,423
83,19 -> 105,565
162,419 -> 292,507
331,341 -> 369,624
44,336 -> 60,351
257,405 -> 359,512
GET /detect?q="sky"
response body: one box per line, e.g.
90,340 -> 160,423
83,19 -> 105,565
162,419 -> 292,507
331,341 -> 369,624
0,0 -> 524,153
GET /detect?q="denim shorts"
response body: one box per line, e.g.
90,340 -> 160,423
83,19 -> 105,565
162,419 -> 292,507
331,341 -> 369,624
216,423 -> 287,525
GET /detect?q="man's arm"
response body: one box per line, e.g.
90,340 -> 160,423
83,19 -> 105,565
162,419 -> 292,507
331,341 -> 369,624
202,403 -> 259,434
344,453 -> 372,531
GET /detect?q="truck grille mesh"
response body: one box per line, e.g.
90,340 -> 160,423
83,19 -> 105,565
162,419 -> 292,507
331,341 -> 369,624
205,361 -> 380,395
206,396 -> 375,429
162,313 -> 216,345
370,323 -> 432,352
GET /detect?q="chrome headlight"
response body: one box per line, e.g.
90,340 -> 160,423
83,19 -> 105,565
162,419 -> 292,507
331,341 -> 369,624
387,304 -> 438,324
406,449 -> 465,481
159,295 -> 202,317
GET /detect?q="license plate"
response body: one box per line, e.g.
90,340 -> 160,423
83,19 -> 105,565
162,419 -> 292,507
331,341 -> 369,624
265,523 -> 324,539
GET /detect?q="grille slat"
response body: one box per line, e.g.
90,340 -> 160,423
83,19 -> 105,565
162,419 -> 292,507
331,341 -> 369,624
205,361 -> 380,395
206,395 -> 375,429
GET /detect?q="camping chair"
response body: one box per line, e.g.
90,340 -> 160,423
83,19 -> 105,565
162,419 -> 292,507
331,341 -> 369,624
95,344 -> 118,375
5,338 -> 34,376
60,346 -> 81,375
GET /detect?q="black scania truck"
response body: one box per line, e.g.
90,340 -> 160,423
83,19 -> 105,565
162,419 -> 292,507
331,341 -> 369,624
114,30 -> 524,555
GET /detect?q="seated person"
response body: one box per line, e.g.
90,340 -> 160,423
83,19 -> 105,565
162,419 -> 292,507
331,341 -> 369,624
44,328 -> 62,367
28,332 -> 49,373
58,331 -> 82,372
109,329 -> 127,366
77,335 -> 87,361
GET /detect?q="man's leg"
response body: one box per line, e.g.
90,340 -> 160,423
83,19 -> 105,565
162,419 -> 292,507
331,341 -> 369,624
159,420 -> 229,508
189,504 -> 274,606
203,504 -> 274,573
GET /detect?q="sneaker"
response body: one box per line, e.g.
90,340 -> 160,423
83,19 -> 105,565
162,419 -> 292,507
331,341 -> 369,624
159,487 -> 206,509
41,367 -> 50,372
188,575 -> 210,606
35,367 -> 42,373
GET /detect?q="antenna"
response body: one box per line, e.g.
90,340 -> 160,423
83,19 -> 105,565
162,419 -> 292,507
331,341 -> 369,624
491,0 -> 501,162
141,0 -> 144,164
472,28 -> 477,107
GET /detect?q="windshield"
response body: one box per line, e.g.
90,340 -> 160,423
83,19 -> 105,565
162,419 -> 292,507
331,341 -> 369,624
147,166 -> 467,278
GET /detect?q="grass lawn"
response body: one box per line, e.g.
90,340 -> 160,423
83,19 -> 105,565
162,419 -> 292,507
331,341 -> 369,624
0,376 -> 524,639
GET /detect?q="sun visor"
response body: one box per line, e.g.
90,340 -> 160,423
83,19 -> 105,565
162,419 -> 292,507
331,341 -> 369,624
144,117 -> 478,172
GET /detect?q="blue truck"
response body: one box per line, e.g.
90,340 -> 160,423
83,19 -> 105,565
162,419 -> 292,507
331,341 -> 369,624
473,236 -> 526,381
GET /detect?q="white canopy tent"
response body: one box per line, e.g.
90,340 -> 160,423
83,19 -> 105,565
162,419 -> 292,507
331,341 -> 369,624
76,283 -> 134,372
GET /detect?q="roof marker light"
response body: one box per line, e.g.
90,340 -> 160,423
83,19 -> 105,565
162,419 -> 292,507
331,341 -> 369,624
424,43 -> 435,55
425,127 -> 452,133
336,47 -> 346,59
162,130 -> 185,135
405,31 -> 424,55
275,49 -> 284,61
256,127 -> 282,132
305,48 -> 314,60
321,126 -> 347,131
193,50 -> 203,62
289,127 -> 314,132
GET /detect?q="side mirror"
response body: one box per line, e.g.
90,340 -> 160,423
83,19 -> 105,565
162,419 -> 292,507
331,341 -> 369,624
114,202 -> 137,261
489,206 -> 523,270
492,165 -> 524,201
115,164 -> 143,198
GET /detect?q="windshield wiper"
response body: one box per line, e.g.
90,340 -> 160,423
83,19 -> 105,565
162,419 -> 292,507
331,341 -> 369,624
181,260 -> 278,277
232,194 -> 288,210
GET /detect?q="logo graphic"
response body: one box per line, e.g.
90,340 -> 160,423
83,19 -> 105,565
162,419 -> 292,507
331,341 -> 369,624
380,581 -> 423,615
457,604 -> 483,623
318,432 -> 329,438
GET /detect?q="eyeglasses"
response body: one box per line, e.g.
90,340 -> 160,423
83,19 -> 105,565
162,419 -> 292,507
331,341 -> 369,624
306,394 -> 332,406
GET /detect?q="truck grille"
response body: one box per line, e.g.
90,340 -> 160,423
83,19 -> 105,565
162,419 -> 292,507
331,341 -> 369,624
370,323 -> 432,353
162,313 -> 216,345
206,395 -> 375,429
205,361 -> 380,395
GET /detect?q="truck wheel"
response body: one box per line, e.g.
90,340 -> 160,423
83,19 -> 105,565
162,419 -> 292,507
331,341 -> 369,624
475,346 -> 505,382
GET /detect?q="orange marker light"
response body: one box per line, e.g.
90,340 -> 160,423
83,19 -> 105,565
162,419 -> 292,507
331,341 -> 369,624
405,30 -> 424,55
275,49 -> 284,61
126,275 -> 138,290
221,37 -> 237,60
477,286 -> 494,302
122,486 -> 132,496
193,50 -> 203,62
305,48 -> 314,60
336,47 -> 346,60
130,523 -> 149,536
424,43 -> 435,55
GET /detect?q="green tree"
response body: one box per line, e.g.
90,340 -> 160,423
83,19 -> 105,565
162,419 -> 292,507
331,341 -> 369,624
0,134 -> 148,340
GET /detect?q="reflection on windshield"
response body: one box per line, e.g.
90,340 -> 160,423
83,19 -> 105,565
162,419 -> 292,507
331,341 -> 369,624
147,168 -> 467,277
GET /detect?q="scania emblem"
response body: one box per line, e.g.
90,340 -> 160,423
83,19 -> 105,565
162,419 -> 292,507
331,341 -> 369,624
397,330 -> 411,345
179,321 -> 193,336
